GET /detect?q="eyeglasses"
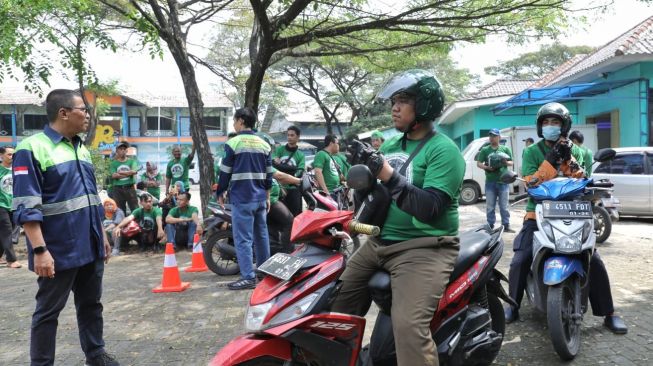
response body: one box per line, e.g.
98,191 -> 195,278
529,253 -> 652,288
65,106 -> 92,114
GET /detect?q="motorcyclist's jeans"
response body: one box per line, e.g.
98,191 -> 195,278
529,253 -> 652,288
331,236 -> 459,366
508,219 -> 615,316
232,200 -> 270,280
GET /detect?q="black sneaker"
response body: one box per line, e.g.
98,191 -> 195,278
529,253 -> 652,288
228,278 -> 256,290
85,352 -> 120,366
503,225 -> 516,233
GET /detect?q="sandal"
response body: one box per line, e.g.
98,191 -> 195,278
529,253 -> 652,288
7,262 -> 22,269
0,259 -> 7,266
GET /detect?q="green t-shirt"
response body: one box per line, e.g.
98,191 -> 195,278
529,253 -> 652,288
476,145 -> 513,183
0,165 -> 13,210
269,167 -> 281,205
110,158 -> 138,186
313,150 -> 341,193
140,172 -> 163,199
168,205 -> 199,220
380,133 -> 465,240
333,153 -> 351,179
579,145 -> 594,176
522,140 -> 585,212
273,145 -> 305,190
166,156 -> 192,190
131,207 -> 162,231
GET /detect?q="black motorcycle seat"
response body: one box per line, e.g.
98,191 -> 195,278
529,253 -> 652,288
450,229 -> 492,281
366,228 -> 493,294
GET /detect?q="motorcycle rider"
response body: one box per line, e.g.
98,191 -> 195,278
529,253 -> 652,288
333,69 -> 465,366
505,102 -> 627,334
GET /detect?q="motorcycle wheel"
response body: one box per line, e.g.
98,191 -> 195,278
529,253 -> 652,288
203,229 -> 240,276
593,205 -> 612,244
547,277 -> 581,361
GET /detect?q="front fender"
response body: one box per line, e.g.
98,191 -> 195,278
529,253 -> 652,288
543,256 -> 585,286
210,334 -> 291,366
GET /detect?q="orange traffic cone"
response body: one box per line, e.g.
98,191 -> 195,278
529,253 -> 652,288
152,243 -> 191,293
185,233 -> 208,273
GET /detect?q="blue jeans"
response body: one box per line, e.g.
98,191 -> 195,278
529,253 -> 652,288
165,221 -> 197,249
31,259 -> 105,365
485,181 -> 510,227
232,200 -> 270,280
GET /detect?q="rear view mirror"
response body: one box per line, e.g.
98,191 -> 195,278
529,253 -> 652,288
500,170 -> 518,184
347,165 -> 375,191
594,148 -> 616,163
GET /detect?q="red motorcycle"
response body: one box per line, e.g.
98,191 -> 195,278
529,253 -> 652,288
211,207 -> 515,365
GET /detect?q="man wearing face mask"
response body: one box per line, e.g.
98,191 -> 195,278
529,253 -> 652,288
505,102 -> 627,335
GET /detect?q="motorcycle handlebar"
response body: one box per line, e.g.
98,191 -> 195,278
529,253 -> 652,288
348,220 -> 380,236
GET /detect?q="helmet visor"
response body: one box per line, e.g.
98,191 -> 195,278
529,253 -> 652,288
375,71 -> 425,101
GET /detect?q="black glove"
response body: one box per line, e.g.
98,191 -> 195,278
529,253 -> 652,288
347,139 -> 385,177
546,140 -> 572,168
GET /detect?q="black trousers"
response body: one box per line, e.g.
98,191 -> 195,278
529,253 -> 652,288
112,185 -> 138,214
0,207 -> 17,262
281,188 -> 303,217
31,259 -> 105,365
267,201 -> 294,253
508,219 -> 615,316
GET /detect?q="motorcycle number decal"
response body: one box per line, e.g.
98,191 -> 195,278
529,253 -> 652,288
310,321 -> 355,331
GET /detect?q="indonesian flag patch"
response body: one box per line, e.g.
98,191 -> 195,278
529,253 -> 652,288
14,166 -> 29,176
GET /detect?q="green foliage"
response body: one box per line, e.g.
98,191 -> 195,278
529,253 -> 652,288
90,148 -> 111,189
485,44 -> 596,79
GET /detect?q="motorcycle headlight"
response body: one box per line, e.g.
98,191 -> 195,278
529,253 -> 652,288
581,221 -> 592,242
268,291 -> 320,327
556,235 -> 582,253
541,220 -> 556,242
244,301 -> 273,332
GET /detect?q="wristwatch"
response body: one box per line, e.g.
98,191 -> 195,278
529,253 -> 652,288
33,246 -> 48,255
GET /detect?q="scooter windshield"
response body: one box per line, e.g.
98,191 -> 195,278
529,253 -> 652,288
528,177 -> 592,201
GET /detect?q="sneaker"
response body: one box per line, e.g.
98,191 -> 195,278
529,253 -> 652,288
503,225 -> 516,233
504,305 -> 519,324
85,352 -> 120,366
111,249 -> 120,256
228,278 -> 256,290
604,314 -> 628,334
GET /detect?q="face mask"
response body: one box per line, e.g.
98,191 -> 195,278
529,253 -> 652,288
542,125 -> 561,141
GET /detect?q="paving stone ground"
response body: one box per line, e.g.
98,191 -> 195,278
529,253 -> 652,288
1,201 -> 652,365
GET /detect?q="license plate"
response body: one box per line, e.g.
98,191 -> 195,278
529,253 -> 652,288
542,201 -> 592,219
257,253 -> 308,281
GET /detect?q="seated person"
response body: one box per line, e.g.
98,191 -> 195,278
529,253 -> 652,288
102,198 -> 125,256
113,193 -> 165,253
165,191 -> 203,250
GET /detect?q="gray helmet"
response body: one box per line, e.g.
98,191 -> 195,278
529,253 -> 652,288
536,102 -> 572,138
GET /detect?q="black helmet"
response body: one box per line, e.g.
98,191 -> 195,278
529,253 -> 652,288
536,102 -> 572,138
376,69 -> 445,122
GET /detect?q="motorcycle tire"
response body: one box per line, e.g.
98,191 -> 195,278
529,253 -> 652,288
203,229 -> 240,276
547,277 -> 581,361
592,205 -> 612,244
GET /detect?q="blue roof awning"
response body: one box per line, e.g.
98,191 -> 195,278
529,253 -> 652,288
492,78 -> 644,114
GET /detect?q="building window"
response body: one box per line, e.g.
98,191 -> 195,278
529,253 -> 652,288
129,117 -> 141,137
204,116 -> 221,130
0,114 -> 13,136
146,116 -> 173,131
24,114 -> 49,130
180,117 -> 190,136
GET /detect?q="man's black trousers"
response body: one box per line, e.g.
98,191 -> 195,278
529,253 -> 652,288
31,259 -> 106,365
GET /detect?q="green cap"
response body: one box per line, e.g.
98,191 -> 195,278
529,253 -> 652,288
371,131 -> 384,140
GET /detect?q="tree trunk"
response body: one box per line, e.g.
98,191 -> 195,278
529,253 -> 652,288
167,43 -> 214,214
244,18 -> 273,113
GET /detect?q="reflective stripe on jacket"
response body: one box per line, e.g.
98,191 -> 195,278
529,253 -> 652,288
13,125 -> 104,271
216,130 -> 272,203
